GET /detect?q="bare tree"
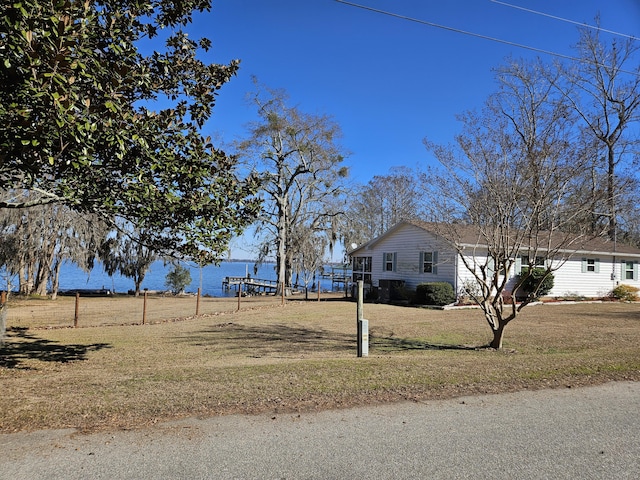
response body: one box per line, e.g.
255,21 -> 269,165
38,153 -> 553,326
345,166 -> 424,248
554,26 -> 640,239
424,58 -> 597,349
237,85 -> 348,295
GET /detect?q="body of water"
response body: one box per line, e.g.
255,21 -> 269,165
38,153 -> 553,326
55,260 -> 349,297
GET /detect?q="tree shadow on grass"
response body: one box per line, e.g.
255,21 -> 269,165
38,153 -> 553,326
0,327 -> 112,369
177,323 -> 483,357
371,334 -> 484,352
577,306 -> 640,321
178,323 -> 356,356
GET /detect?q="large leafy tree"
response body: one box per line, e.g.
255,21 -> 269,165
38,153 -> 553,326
99,226 -> 157,296
0,0 -> 260,262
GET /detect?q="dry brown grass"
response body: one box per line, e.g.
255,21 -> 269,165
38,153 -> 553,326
4,293 -> 286,328
1,295 -> 639,434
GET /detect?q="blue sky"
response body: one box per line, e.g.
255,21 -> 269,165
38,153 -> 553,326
188,0 -> 640,184
175,1 -> 639,259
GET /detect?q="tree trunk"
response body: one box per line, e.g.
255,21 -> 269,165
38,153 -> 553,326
490,322 -> 506,349
50,259 -> 62,300
0,304 -> 6,347
607,143 -> 616,241
133,270 -> 147,297
276,199 -> 287,297
34,263 -> 50,296
18,263 -> 29,295
19,258 -> 35,295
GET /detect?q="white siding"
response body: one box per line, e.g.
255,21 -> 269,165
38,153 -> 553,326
550,257 -> 610,298
449,252 -> 630,299
457,250 -> 491,295
361,224 -> 457,290
551,256 -> 639,298
617,258 -> 640,290
351,222 -> 640,299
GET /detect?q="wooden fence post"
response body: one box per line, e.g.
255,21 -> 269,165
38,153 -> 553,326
1,291 -> 6,347
74,292 -> 79,328
196,288 -> 201,316
237,282 -> 242,311
142,291 -> 147,325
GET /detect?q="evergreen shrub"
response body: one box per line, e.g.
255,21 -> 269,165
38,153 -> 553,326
414,282 -> 456,306
517,268 -> 554,300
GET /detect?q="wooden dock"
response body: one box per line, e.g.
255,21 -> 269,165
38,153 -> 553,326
320,265 -> 352,293
222,276 -> 279,295
224,267 -> 353,297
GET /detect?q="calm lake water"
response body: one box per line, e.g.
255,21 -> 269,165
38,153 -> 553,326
56,260 -> 347,297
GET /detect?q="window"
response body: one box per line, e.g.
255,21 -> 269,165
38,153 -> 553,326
581,258 -> 600,273
423,252 -> 433,273
521,255 -> 546,268
352,256 -> 372,284
420,251 -> 438,274
624,261 -> 637,280
383,252 -> 396,272
353,256 -> 372,273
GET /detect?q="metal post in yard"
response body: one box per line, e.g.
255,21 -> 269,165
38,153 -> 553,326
196,288 -> 201,316
357,280 -> 368,357
357,281 -> 363,322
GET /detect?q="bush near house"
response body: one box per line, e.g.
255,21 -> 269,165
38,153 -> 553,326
414,282 -> 456,306
516,268 -> 554,300
610,284 -> 639,302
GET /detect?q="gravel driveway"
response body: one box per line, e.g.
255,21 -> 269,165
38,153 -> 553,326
1,381 -> 638,479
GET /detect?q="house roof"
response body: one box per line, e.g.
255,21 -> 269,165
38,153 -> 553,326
349,220 -> 640,258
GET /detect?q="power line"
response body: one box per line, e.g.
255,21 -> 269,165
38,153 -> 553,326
334,0 -> 640,77
334,0 -> 581,61
490,0 -> 640,41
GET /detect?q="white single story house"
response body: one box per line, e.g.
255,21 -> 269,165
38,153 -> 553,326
348,221 -> 640,300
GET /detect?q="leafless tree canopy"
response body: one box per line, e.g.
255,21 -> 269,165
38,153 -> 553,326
345,166 -> 425,248
421,27 -> 640,347
236,83 -> 349,294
